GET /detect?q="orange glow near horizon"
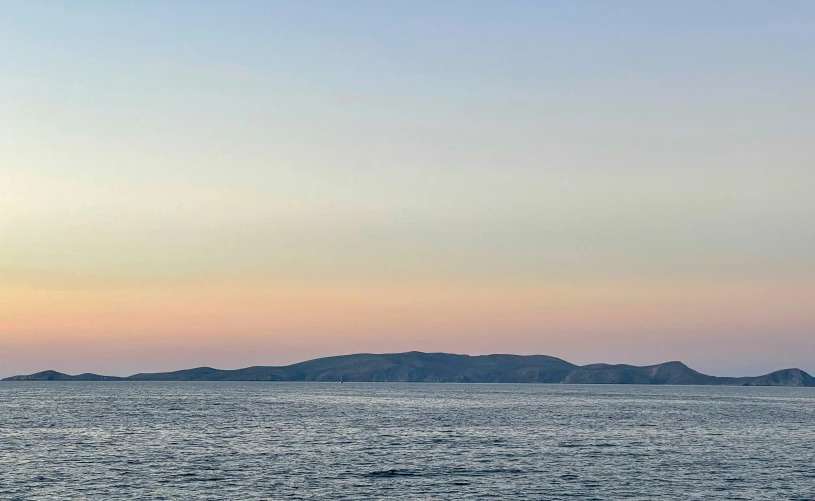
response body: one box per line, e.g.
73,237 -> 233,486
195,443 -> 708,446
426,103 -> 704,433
3,277 -> 814,376
3,1 -> 815,378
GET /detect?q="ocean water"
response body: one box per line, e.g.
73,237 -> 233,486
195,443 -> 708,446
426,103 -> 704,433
0,383 -> 813,500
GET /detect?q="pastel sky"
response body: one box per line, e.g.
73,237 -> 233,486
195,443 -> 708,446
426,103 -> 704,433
2,1 -> 814,377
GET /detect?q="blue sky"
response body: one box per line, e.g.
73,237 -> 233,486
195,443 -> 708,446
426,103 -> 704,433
1,1 -> 814,376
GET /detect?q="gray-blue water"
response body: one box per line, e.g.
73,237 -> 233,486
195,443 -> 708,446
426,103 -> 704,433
0,383 -> 813,500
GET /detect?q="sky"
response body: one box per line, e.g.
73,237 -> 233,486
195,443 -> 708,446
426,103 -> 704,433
1,1 -> 814,377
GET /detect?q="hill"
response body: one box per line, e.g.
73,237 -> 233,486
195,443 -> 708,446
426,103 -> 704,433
3,370 -> 122,381
3,352 -> 813,386
126,352 -> 577,382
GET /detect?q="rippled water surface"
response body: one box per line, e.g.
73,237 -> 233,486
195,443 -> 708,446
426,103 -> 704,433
0,383 -> 813,500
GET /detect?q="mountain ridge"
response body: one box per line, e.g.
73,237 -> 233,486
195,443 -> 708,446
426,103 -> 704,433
4,352 -> 813,386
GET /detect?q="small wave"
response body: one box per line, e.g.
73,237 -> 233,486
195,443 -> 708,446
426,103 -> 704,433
558,442 -> 616,448
366,469 -> 418,478
170,472 -> 224,482
472,468 -> 524,476
367,467 -> 523,479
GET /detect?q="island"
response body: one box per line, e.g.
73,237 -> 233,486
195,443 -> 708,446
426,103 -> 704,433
3,352 -> 813,386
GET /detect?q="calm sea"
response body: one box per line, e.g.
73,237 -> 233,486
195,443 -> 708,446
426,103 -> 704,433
0,382 -> 813,500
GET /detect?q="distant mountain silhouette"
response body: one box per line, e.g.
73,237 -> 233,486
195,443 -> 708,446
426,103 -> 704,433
3,352 -> 813,386
6,370 -> 122,381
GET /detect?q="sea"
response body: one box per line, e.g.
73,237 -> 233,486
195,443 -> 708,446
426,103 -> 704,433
0,382 -> 813,500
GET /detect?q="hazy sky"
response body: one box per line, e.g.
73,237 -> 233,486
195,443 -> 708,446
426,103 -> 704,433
2,1 -> 814,377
